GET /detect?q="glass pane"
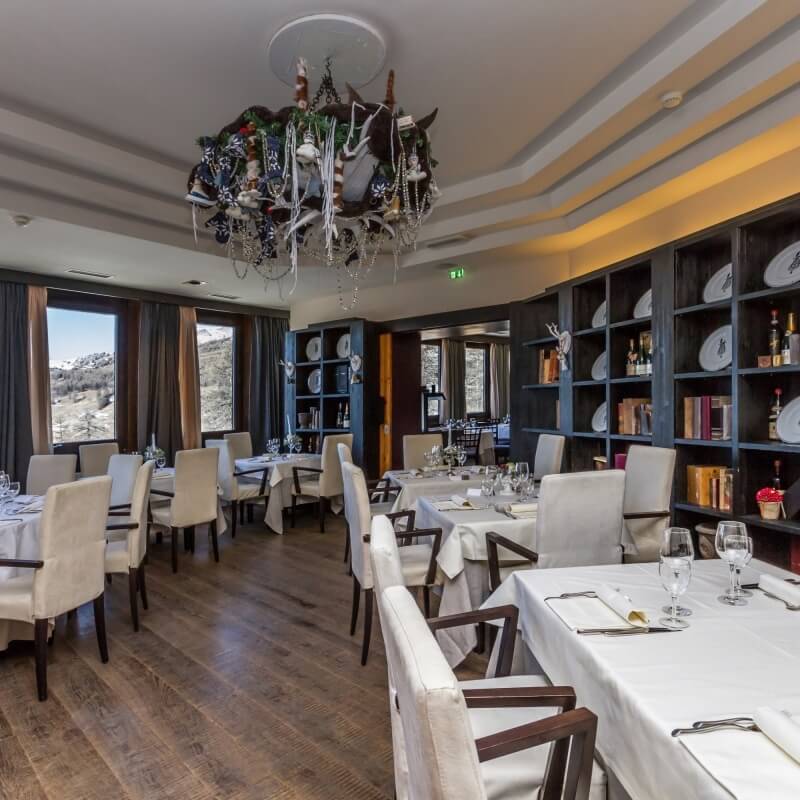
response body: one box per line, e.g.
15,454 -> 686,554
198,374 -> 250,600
421,343 -> 441,418
47,308 -> 116,443
198,323 -> 234,431
465,347 -> 486,414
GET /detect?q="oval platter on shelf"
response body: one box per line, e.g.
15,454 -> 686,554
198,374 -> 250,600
777,396 -> 800,444
591,351 -> 607,381
764,240 -> 800,288
591,300 -> 607,329
336,333 -> 351,358
633,289 -> 652,319
702,262 -> 733,303
591,401 -> 607,433
698,325 -> 733,372
305,336 -> 322,361
307,368 -> 322,394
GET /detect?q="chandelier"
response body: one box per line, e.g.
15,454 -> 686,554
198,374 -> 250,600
185,58 -> 439,308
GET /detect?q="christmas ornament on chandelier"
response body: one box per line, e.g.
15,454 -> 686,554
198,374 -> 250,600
185,58 -> 439,308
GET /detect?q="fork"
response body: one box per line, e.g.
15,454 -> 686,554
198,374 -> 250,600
544,591 -> 598,601
672,719 -> 758,737
761,590 -> 800,611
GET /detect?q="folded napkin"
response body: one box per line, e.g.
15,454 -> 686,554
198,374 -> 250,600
546,584 -> 648,630
448,473 -> 470,482
466,488 -> 483,498
597,585 -> 649,627
759,574 -> 800,607
408,469 -> 422,478
17,496 -> 44,513
756,707 -> 800,764
507,502 -> 538,519
432,495 -> 476,511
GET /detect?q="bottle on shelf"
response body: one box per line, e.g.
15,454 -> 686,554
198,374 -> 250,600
782,312 -> 796,365
644,338 -> 653,376
768,387 -> 783,440
772,458 -> 783,491
769,308 -> 782,367
343,402 -> 350,428
336,402 -> 343,428
626,338 -> 637,377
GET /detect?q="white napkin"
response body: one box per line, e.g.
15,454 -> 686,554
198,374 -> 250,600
466,488 -> 483,498
432,496 -> 475,511
448,473 -> 469,482
597,585 -> 649,627
508,502 -> 538,519
409,469 -> 422,478
546,584 -> 648,630
17,496 -> 44,513
759,574 -> 800,607
756,707 -> 800,764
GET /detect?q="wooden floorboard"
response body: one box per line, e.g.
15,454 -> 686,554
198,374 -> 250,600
0,512 -> 488,799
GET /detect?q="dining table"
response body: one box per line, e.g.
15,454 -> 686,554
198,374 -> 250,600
385,467 -> 485,513
482,558 -> 800,800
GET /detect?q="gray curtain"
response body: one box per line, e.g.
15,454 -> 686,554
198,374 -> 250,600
441,339 -> 466,421
490,342 -> 510,418
0,282 -> 34,484
137,302 -> 183,464
249,314 -> 289,452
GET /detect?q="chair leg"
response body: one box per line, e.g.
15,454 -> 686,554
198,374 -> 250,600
239,501 -> 245,525
171,527 -> 179,573
475,621 -> 486,654
319,497 -> 326,533
423,585 -> 431,618
93,593 -> 109,663
34,618 -> 49,701
209,520 -> 219,563
230,502 -> 237,539
138,564 -> 149,610
190,526 -> 196,554
128,568 -> 140,632
361,588 -> 373,666
350,575 -> 360,636
291,495 -> 297,528
247,503 -> 254,523
343,524 -> 350,565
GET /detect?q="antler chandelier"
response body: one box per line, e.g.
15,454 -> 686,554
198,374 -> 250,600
185,59 -> 439,308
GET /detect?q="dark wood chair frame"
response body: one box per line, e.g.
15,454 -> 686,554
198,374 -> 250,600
150,488 -> 219,573
224,465 -> 272,539
105,521 -> 148,632
0,558 -> 108,702
455,428 -> 482,464
486,531 -> 540,593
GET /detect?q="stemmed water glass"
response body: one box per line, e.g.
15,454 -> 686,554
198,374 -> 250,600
456,446 -> 467,471
658,527 -> 693,630
660,527 -> 694,617
0,471 -> 9,512
4,481 -> 20,511
715,521 -> 750,606
515,461 -> 530,485
155,453 -> 166,470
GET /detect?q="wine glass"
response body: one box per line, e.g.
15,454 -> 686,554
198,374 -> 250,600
4,481 -> 20,511
515,461 -> 530,484
715,521 -> 748,606
660,527 -> 694,617
457,446 -> 468,471
658,529 -> 693,629
735,535 -> 754,598
155,453 -> 166,470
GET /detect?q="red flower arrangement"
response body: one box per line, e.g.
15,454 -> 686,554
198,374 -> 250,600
755,487 -> 783,504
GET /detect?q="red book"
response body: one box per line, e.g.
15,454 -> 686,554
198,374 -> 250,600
614,453 -> 627,470
700,396 -> 712,440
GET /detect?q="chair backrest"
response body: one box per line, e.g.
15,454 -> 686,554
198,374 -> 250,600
319,433 -> 353,497
341,462 -> 373,587
533,434 -> 565,480
336,442 -> 353,467
107,453 -> 143,507
26,454 -> 77,495
33,476 -> 111,619
536,470 -> 625,569
206,439 -> 235,500
623,445 -> 676,562
126,460 -> 155,568
403,433 -> 442,470
79,442 -> 119,477
171,448 -> 219,527
455,427 -> 481,453
224,431 -> 253,460
369,515 -> 407,597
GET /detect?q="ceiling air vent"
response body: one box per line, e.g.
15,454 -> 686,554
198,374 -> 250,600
65,268 -> 113,279
182,279 -> 208,286
425,233 -> 470,249
208,293 -> 240,300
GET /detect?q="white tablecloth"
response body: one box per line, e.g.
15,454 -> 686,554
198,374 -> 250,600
386,469 -> 485,513
482,559 -> 800,800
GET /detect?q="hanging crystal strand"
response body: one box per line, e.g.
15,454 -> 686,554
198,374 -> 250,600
286,123 -> 300,286
321,119 -> 337,260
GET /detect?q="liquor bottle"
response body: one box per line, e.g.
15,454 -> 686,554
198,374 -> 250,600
769,387 -> 783,440
336,403 -> 343,428
772,459 -> 783,491
769,309 -> 782,367
782,312 -> 796,365
343,402 -> 350,428
645,339 -> 653,376
626,339 -> 637,377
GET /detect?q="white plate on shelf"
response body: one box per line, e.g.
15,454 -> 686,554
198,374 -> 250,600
698,325 -> 732,372
591,351 -> 607,381
591,300 -> 607,329
305,336 -> 322,361
307,368 -> 322,394
633,289 -> 652,319
336,333 -> 351,359
764,240 -> 800,288
702,262 -> 733,303
777,396 -> 800,444
591,402 -> 607,433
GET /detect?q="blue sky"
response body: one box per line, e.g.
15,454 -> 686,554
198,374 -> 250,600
46,308 -> 116,362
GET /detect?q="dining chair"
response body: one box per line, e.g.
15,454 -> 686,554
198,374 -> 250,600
79,441 -> 119,477
402,433 -> 442,470
105,460 -> 154,631
0,476 -> 112,701
487,470 -> 625,592
455,426 -> 482,464
224,431 -> 253,460
290,432 -> 352,532
26,454 -> 77,495
150,448 -> 220,573
207,439 -> 269,538
622,445 -> 675,563
341,462 -> 439,665
107,453 -> 143,508
379,583 -> 606,800
533,433 -> 565,480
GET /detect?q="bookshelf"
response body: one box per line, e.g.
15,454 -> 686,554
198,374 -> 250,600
510,193 -> 800,571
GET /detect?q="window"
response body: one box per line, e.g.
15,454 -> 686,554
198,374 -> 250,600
421,342 -> 441,419
465,345 -> 488,415
197,322 -> 235,432
47,307 -> 117,443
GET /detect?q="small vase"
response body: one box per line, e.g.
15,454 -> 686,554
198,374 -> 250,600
758,500 -> 783,520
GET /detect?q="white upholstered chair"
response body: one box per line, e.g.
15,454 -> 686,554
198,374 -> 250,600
107,453 -> 143,508
378,581 -> 606,800
79,441 -> 119,477
224,431 -> 253,460
105,461 -> 154,631
402,433 -> 442,470
290,433 -> 352,532
26,454 -> 77,495
341,462 -> 439,665
207,439 -> 269,538
150,448 -> 220,573
532,433 -> 565,480
622,445 -> 676,563
0,476 -> 112,701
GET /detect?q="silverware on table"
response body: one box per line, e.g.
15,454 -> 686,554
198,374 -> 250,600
576,626 -> 675,636
672,718 -> 758,737
760,590 -> 800,611
544,591 -> 598,601
0,518 -> 23,523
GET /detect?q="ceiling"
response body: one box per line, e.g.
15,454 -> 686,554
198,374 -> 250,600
1,0 -> 799,310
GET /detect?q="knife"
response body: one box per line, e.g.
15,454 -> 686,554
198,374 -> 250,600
576,626 -> 675,635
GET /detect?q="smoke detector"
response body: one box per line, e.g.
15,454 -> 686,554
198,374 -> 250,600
10,214 -> 33,228
660,91 -> 683,109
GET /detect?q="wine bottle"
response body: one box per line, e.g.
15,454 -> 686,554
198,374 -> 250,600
769,387 -> 783,440
626,338 -> 637,377
645,339 -> 653,376
336,403 -> 343,428
772,458 -> 783,491
343,402 -> 350,428
769,309 -> 782,367
635,340 -> 645,376
782,312 -> 796,365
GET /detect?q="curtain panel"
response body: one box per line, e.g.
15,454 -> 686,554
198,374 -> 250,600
0,281 -> 34,483
490,342 -> 510,419
27,285 -> 52,454
249,314 -> 289,453
441,339 -> 466,421
178,306 -> 202,450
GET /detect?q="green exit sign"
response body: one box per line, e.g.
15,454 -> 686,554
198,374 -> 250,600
448,266 -> 465,280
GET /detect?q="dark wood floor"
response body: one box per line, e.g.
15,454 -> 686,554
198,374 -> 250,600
0,509 -> 484,799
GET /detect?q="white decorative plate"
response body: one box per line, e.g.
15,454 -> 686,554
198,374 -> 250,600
702,263 -> 733,303
633,289 -> 652,319
305,336 -> 322,361
698,325 -> 732,372
764,240 -> 800,288
336,333 -> 351,358
591,402 -> 607,433
777,396 -> 800,444
307,368 -> 322,394
591,351 -> 607,381
591,300 -> 607,329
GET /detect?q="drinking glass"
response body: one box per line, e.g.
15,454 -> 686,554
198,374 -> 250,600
457,446 -> 468,470
481,473 -> 495,498
715,521 -> 748,606
735,535 -> 754,598
4,481 -> 20,511
660,527 -> 694,617
515,462 -> 530,484
155,454 -> 166,470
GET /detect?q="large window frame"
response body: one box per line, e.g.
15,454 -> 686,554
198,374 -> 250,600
464,342 -> 491,420
421,340 -> 442,428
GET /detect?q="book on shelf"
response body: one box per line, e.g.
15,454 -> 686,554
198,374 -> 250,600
686,465 -> 733,510
537,349 -> 560,384
682,395 -> 732,440
616,397 -> 652,435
